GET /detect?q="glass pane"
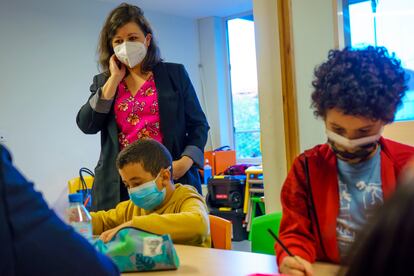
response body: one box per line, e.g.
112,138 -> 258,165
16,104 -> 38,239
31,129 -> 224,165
348,0 -> 414,121
235,131 -> 261,159
349,2 -> 375,46
396,90 -> 414,121
227,17 -> 262,159
232,93 -> 260,131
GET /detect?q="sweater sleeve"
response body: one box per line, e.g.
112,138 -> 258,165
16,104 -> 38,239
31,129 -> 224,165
276,155 -> 317,265
91,201 -> 130,235
131,197 -> 209,245
76,73 -> 114,134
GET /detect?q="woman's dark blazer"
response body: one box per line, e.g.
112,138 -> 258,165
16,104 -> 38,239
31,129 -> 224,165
77,62 -> 209,211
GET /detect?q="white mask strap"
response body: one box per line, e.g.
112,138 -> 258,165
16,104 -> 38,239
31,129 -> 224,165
326,127 -> 383,149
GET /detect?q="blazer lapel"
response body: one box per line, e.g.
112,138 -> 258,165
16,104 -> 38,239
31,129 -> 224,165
152,63 -> 177,153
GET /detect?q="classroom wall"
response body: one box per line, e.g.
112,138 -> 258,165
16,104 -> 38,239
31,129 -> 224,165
198,17 -> 233,151
384,121 -> 414,146
291,0 -> 337,152
253,0 -> 287,213
252,0 -> 337,213
0,0 -> 202,205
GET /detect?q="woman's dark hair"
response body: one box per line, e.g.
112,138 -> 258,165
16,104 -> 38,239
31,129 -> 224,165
311,46 -> 408,123
97,3 -> 162,74
116,138 -> 172,177
340,182 -> 414,276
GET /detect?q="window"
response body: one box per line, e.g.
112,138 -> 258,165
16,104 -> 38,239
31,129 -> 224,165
226,15 -> 262,161
343,0 -> 414,121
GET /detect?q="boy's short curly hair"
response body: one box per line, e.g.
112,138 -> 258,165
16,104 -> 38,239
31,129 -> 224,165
311,46 -> 408,123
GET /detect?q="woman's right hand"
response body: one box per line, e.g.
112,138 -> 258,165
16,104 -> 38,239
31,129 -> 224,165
101,55 -> 126,100
280,256 -> 314,276
109,54 -> 126,82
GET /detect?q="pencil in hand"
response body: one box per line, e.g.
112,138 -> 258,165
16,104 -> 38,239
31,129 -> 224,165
267,228 -> 304,266
267,228 -> 294,256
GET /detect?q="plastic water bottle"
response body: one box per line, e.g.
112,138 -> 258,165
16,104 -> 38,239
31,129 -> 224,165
204,159 -> 212,184
66,193 -> 93,241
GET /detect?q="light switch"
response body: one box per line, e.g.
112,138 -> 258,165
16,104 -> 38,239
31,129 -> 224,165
0,132 -> 6,143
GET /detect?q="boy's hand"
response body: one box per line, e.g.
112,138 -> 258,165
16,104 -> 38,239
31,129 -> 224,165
99,221 -> 132,243
280,256 -> 314,276
172,156 -> 193,180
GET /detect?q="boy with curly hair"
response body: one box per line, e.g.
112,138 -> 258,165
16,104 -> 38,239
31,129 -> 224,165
277,46 -> 414,276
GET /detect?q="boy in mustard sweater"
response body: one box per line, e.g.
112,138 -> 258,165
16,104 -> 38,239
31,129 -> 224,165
91,139 -> 211,247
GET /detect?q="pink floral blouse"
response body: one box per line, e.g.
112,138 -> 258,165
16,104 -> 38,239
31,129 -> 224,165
114,75 -> 163,150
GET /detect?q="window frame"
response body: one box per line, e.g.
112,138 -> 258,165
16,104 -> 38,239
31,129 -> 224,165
224,12 -> 262,164
342,0 -> 370,46
341,0 -> 414,122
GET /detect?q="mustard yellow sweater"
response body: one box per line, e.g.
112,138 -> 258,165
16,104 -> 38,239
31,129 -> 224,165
91,184 -> 211,247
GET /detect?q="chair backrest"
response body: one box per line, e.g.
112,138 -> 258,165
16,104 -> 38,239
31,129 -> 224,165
67,176 -> 94,195
208,214 -> 232,250
250,212 -> 282,255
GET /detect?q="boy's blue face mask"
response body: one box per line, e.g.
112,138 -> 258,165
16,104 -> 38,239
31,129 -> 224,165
128,169 -> 168,211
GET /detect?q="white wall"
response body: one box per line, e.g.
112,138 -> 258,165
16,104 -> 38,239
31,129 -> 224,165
384,121 -> 414,146
0,0 -> 202,205
291,0 -> 337,152
148,11 -> 202,100
253,0 -> 287,213
252,0 -> 337,212
198,17 -> 233,151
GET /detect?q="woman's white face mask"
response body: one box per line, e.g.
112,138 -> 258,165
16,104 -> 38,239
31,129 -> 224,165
114,41 -> 147,68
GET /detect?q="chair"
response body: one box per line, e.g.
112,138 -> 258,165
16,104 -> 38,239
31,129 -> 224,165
67,176 -> 94,194
243,166 -> 264,232
209,215 -> 232,250
248,196 -> 266,240
67,175 -> 95,208
250,212 -> 282,255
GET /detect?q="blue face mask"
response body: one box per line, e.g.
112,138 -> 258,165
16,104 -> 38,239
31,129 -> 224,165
128,172 -> 166,211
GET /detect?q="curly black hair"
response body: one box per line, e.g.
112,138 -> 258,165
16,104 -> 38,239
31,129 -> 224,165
311,46 -> 408,123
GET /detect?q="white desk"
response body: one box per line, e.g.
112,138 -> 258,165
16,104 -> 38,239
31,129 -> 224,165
123,245 -> 340,276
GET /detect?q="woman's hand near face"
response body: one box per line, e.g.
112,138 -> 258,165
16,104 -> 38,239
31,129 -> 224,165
109,55 -> 126,82
101,55 -> 126,100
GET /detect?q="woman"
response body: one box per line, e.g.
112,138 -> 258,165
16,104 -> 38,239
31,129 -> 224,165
77,3 -> 209,211
276,46 -> 414,276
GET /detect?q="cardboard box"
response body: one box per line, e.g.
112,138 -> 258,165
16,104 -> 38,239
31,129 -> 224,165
204,150 -> 236,175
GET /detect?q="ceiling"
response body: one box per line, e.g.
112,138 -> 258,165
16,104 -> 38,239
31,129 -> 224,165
97,0 -> 253,19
